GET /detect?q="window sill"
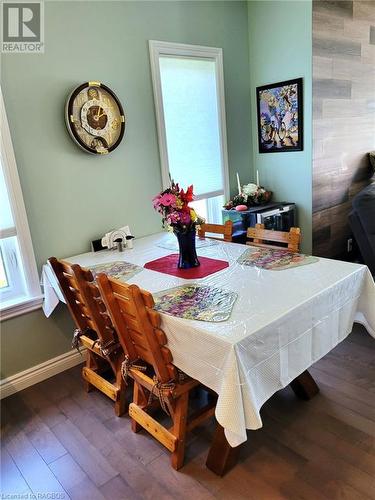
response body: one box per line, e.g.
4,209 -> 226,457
0,295 -> 44,321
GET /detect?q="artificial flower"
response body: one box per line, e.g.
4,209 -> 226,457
153,182 -> 203,232
159,193 -> 176,207
180,185 -> 194,203
243,183 -> 258,196
190,209 -> 197,222
175,198 -> 184,209
180,212 -> 191,224
152,195 -> 161,209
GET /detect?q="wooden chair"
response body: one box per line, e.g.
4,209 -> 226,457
48,258 -> 127,416
198,220 -> 233,242
96,273 -> 216,470
246,223 -> 301,252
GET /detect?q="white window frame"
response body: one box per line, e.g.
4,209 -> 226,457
0,87 -> 42,320
149,40 -> 230,202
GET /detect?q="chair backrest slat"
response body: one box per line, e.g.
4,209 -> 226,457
97,274 -> 177,383
198,220 -> 233,242
48,257 -> 116,345
246,224 -> 301,252
49,258 -> 92,332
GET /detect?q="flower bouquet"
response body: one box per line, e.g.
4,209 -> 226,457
153,182 -> 204,269
223,183 -> 272,210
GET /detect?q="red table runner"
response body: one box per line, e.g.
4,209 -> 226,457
144,254 -> 229,279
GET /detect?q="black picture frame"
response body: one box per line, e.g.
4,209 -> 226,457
256,77 -> 303,153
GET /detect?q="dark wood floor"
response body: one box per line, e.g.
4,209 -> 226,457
1,324 -> 375,500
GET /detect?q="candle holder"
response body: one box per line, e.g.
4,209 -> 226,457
223,185 -> 272,210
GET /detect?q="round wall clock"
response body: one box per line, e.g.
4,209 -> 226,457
65,81 -> 125,155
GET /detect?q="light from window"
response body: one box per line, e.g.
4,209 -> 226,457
159,56 -> 223,197
0,235 -> 27,302
0,156 -> 28,304
190,194 -> 224,225
0,157 -> 14,230
0,88 -> 41,317
150,41 -> 229,224
0,249 -> 9,289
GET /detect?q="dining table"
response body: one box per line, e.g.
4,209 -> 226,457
42,231 -> 375,475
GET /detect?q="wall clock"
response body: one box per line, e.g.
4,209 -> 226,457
65,81 -> 125,155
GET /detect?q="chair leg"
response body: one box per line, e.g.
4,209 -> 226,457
131,382 -> 148,433
82,351 -> 95,393
114,371 -> 127,417
171,392 -> 189,470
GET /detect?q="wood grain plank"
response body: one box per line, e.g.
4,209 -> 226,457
0,447 -> 32,496
313,352 -> 375,389
312,0 -> 375,258
99,475 -> 140,500
313,36 -> 361,59
314,1 -> 354,19
48,453 -> 87,490
354,1 -> 375,23
20,385 -> 68,429
313,78 -> 352,98
262,413 -> 375,499
310,366 -> 375,411
1,325 -> 374,497
57,397 -> 174,499
48,454 -> 107,500
146,451 -> 215,500
265,388 -> 375,453
68,477 -> 107,500
51,419 -> 117,487
5,431 -> 68,497
370,25 -> 375,44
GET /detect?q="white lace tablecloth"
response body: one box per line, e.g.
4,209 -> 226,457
42,233 -> 375,447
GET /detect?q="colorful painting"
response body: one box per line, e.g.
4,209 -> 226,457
154,284 -> 237,322
90,261 -> 142,282
257,78 -> 303,153
237,247 -> 318,271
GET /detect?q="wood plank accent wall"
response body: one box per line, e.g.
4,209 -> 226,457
312,0 -> 375,258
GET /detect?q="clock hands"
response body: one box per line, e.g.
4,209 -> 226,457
95,106 -> 106,120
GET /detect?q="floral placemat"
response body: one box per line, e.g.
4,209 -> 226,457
237,247 -> 319,271
157,237 -> 219,251
90,261 -> 142,281
154,284 -> 237,322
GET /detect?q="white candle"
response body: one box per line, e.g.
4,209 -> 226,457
256,170 -> 260,187
236,172 -> 241,195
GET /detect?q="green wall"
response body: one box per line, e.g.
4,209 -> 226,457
248,0 -> 313,253
1,0 -> 252,378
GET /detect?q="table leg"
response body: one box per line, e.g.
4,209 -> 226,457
206,370 -> 319,476
206,423 -> 240,476
290,369 -> 319,400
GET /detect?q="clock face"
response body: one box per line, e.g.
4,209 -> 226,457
65,82 -> 125,155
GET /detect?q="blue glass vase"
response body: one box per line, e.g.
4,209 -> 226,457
174,227 -> 200,269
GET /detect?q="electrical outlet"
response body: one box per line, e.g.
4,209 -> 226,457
347,238 -> 353,253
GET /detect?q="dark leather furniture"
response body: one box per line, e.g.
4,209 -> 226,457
349,182 -> 375,275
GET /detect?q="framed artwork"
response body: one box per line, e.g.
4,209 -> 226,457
256,78 -> 303,153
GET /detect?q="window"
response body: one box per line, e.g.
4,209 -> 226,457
149,41 -> 229,223
0,88 -> 42,319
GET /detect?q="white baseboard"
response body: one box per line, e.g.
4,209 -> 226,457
0,348 -> 86,399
